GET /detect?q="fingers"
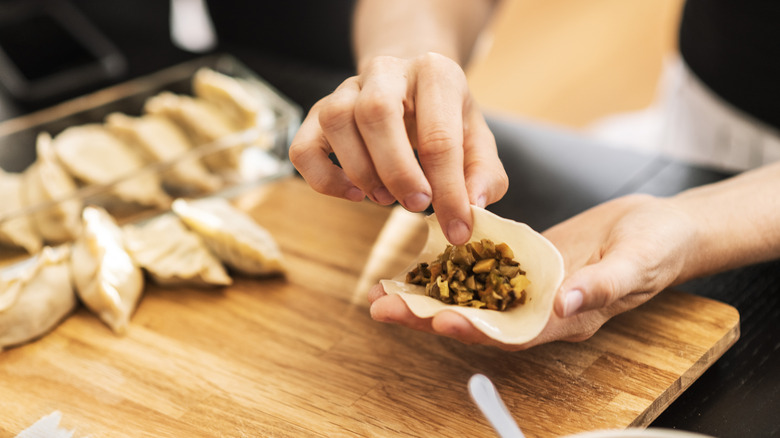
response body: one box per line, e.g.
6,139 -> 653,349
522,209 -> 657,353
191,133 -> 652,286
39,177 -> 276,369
355,57 -> 433,210
463,105 -> 509,208
318,78 -> 389,204
411,54 -> 471,244
289,97 -> 366,202
370,294 -> 484,343
554,249 -> 653,318
413,54 -> 508,243
367,283 -> 386,304
368,285 -> 513,349
369,284 -> 609,350
429,311 -> 494,345
369,294 -> 436,333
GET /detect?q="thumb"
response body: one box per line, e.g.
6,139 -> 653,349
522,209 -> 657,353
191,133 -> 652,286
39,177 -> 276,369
554,252 -> 643,318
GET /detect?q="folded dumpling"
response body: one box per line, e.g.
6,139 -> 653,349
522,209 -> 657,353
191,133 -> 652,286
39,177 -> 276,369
71,206 -> 144,334
172,197 -> 284,276
105,112 -> 222,193
0,167 -> 42,253
192,68 -> 276,132
0,245 -> 76,350
21,132 -> 82,244
192,69 -> 277,179
144,92 -> 244,172
52,124 -> 171,208
123,213 -> 232,287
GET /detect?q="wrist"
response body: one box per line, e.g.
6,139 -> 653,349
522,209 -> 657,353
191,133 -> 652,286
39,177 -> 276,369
665,187 -> 763,282
660,195 -> 711,285
356,49 -> 461,75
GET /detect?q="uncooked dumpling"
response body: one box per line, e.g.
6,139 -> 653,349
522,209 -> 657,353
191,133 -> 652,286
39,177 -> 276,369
144,92 -> 244,172
191,69 -> 276,163
0,245 -> 76,350
21,132 -> 82,244
52,124 -> 171,208
123,213 -> 231,287
105,112 -> 222,193
192,68 -> 275,132
380,206 -> 565,346
71,206 -> 144,334
172,197 -> 284,276
0,167 -> 42,253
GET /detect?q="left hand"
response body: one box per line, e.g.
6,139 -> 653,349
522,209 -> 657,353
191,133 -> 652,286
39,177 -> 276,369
368,194 -> 699,350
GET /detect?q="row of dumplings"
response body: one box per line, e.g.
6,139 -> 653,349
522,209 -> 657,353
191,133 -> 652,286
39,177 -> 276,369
0,68 -> 277,255
0,196 -> 284,351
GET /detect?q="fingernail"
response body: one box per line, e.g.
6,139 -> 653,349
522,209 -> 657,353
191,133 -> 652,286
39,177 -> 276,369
447,219 -> 470,245
345,186 -> 365,202
403,192 -> 431,211
372,187 -> 395,205
563,289 -> 583,317
475,195 -> 487,208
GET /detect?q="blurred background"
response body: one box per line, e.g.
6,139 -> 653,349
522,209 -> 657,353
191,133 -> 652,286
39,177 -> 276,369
467,0 -> 684,129
0,0 -> 685,131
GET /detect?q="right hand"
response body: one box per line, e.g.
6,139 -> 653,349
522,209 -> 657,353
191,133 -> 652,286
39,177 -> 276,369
289,52 -> 508,245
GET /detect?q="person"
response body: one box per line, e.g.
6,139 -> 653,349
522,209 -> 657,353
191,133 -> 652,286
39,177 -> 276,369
288,0 -> 780,350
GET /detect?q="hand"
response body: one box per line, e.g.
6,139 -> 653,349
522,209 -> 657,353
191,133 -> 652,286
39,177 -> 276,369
289,52 -> 508,244
368,194 -> 698,350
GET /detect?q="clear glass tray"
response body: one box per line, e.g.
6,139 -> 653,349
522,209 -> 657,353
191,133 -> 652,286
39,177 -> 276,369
0,54 -> 301,261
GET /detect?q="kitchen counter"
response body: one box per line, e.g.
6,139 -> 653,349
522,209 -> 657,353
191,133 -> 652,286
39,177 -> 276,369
0,177 -> 741,437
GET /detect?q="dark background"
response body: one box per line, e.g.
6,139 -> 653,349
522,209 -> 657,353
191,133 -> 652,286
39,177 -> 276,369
0,0 -> 357,117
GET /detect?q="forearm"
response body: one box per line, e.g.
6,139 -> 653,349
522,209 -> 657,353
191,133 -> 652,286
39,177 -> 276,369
671,161 -> 780,282
352,0 -> 498,72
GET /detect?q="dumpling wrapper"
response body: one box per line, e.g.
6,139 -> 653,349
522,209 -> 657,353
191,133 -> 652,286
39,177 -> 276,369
71,206 -> 144,334
192,68 -> 276,132
0,245 -> 76,350
144,92 -> 244,172
105,112 -> 222,193
172,197 -> 284,276
21,132 -> 82,244
379,206 -> 565,346
123,213 -> 232,287
0,168 -> 42,253
52,124 -> 171,208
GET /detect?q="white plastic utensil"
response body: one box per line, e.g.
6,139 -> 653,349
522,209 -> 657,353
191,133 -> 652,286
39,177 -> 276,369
170,0 -> 217,53
468,374 -> 717,438
468,374 -> 526,438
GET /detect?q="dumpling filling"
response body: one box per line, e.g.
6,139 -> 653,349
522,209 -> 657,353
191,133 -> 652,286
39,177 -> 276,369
406,239 -> 530,311
380,206 -> 565,345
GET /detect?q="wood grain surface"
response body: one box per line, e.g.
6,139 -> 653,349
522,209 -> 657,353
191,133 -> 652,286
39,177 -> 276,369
0,177 -> 739,438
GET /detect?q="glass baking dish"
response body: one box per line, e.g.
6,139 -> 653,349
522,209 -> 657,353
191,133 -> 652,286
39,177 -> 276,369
0,54 -> 301,262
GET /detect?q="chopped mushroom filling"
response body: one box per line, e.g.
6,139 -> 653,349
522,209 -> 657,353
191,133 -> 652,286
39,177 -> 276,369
405,239 -> 530,311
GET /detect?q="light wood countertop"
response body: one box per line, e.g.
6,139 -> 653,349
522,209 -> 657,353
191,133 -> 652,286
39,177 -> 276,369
0,177 -> 738,437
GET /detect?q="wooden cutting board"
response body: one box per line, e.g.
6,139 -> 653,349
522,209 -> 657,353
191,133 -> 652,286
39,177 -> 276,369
0,177 -> 739,438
